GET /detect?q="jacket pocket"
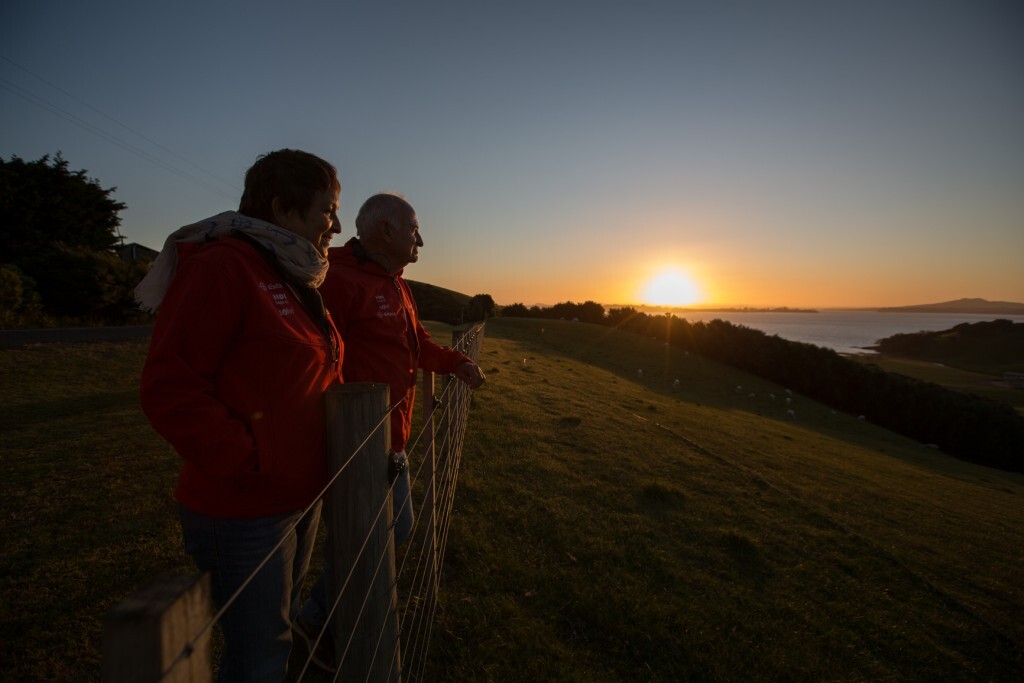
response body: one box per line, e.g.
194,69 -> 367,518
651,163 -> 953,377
249,412 -> 275,475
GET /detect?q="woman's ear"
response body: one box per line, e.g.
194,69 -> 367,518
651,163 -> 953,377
271,196 -> 294,227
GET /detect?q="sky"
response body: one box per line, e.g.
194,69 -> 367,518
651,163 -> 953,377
3,0 -> 1023,309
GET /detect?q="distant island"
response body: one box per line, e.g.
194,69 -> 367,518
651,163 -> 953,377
875,298 -> 1024,315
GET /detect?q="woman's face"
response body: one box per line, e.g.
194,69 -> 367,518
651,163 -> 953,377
275,188 -> 341,257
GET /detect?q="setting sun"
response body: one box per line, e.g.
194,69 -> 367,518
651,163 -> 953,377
641,269 -> 703,307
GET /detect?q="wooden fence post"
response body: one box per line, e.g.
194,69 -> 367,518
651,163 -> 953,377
324,383 -> 401,683
101,572 -> 212,682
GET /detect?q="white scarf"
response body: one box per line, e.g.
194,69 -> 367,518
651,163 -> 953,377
134,211 -> 328,312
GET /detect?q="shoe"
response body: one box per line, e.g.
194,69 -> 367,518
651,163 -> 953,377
292,614 -> 337,673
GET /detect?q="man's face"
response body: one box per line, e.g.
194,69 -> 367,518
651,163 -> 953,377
389,206 -> 424,269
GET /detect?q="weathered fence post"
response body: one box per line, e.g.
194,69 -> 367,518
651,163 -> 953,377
101,572 -> 212,682
324,383 -> 401,683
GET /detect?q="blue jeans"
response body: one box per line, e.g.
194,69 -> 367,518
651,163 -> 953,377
179,502 -> 321,683
299,461 -> 412,629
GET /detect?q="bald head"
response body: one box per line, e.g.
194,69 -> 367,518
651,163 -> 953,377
354,192 -> 423,274
355,193 -> 413,239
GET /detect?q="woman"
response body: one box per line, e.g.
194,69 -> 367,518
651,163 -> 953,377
137,149 -> 343,681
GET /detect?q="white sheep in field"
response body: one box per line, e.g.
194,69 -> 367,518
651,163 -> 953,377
671,379 -> 680,390
787,409 -> 796,418
637,369 -> 644,378
735,385 -> 743,394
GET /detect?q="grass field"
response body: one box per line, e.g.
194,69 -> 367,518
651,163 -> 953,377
2,320 -> 1022,681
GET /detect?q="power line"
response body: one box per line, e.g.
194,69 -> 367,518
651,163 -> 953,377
0,78 -> 236,200
0,55 -> 239,199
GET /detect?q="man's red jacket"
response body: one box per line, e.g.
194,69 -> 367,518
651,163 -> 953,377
321,239 -> 471,452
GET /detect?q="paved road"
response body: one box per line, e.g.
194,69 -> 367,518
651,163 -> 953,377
0,325 -> 153,347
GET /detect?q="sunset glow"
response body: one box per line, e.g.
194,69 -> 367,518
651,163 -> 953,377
640,269 -> 703,307
3,4 -> 1021,311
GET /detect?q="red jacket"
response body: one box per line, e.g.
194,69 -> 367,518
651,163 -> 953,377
321,239 -> 471,452
141,236 -> 342,518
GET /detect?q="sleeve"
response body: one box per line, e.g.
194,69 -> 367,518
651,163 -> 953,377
398,278 -> 471,374
139,249 -> 257,477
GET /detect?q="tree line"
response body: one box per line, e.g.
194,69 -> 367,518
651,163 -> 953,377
501,301 -> 1024,472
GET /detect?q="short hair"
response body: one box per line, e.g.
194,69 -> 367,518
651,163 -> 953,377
238,149 -> 340,223
355,192 -> 411,238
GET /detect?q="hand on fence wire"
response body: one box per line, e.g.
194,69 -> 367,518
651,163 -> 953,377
454,360 -> 486,389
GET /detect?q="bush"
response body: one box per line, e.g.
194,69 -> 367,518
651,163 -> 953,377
0,264 -> 48,328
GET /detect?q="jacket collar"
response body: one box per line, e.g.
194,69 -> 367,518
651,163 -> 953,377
335,237 -> 404,278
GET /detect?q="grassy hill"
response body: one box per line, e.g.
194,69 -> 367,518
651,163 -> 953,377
853,319 -> 1024,416
1,319 -> 1022,680
426,318 -> 1024,680
406,279 -> 472,325
868,319 -> 1024,375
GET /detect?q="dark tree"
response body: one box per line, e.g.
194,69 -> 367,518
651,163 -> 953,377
1,153 -> 141,325
465,293 -> 496,321
1,153 -> 126,257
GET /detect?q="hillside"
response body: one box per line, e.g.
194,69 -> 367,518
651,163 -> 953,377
877,297 -> 1024,314
868,318 -> 1024,375
426,318 -> 1024,680
406,279 -> 471,324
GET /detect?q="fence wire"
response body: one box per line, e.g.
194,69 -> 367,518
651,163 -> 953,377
154,401 -> 400,682
294,323 -> 484,682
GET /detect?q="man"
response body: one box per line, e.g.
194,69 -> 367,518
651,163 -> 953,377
294,192 -> 484,671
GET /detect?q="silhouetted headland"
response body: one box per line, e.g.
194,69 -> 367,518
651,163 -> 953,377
875,298 -> 1024,314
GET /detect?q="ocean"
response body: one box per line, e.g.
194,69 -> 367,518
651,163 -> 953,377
660,310 -> 1024,355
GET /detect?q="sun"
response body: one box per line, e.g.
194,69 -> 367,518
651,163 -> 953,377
641,269 -> 702,307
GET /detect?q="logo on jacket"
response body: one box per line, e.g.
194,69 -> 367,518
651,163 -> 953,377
375,294 -> 397,320
261,281 -> 294,316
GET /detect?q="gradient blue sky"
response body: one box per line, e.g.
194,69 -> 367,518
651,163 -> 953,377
3,0 -> 1022,307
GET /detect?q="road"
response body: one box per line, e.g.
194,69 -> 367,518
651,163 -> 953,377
0,325 -> 153,347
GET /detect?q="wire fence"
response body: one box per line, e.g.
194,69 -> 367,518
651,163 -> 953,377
102,323 -> 485,682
